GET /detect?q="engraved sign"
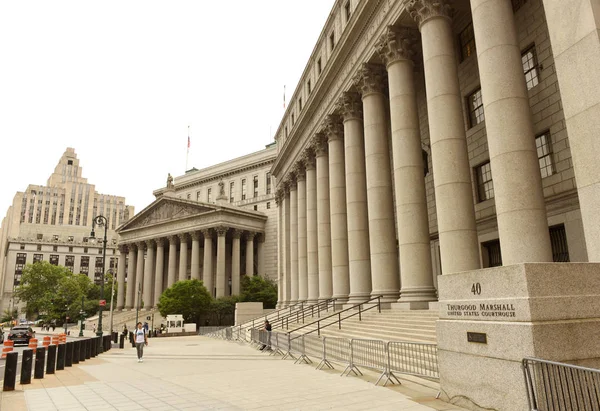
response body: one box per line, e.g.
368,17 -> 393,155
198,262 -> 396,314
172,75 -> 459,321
467,332 -> 487,344
446,303 -> 517,318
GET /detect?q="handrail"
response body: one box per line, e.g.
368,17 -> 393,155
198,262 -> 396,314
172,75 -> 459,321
238,301 -> 306,330
268,298 -> 337,331
288,296 -> 382,340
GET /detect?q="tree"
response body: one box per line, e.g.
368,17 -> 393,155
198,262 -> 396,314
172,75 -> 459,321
157,280 -> 212,324
241,276 -> 277,309
210,296 -> 240,325
1,308 -> 18,323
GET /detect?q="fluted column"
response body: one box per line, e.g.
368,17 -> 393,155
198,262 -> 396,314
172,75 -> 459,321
296,163 -> 308,303
377,26 -> 437,304
305,150 -> 319,304
215,226 -> 228,297
276,191 -> 285,306
232,229 -> 242,295
283,185 -> 292,306
407,0 -> 480,274
167,235 -> 177,288
143,240 -> 155,309
324,116 -> 350,303
190,232 -> 201,280
117,245 -> 127,310
202,229 -> 214,297
178,234 -> 188,282
289,176 -> 299,304
354,63 -> 400,303
154,238 -> 165,307
470,0 -> 552,264
337,92 -> 372,302
125,245 -> 136,309
314,134 -> 333,302
134,242 -> 145,309
245,232 -> 255,276
257,235 -> 265,275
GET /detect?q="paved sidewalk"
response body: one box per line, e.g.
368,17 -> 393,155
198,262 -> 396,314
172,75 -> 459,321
1,336 -> 463,411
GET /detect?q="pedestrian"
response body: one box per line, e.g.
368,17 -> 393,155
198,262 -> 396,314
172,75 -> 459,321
134,322 -> 148,363
260,320 -> 272,351
93,323 -> 96,334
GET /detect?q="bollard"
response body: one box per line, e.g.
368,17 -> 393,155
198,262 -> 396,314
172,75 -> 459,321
105,336 -> 110,352
72,341 -> 79,364
34,347 -> 45,379
1,339 -> 14,359
119,334 -> 125,349
98,336 -> 103,354
130,331 -> 135,348
90,338 -> 95,358
2,351 -> 18,391
20,349 -> 33,384
46,345 -> 57,374
57,343 -> 66,370
85,339 -> 91,359
79,340 -> 86,362
113,332 -> 118,343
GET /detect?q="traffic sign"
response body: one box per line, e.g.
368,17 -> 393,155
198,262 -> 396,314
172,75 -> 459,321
99,300 -> 106,307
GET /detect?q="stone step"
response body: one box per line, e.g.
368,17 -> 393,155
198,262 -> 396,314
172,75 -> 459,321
318,328 -> 437,343
285,322 -> 437,338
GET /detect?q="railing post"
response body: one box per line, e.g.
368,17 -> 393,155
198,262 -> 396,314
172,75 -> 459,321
378,296 -> 381,313
338,313 -> 341,329
317,321 -> 321,336
359,304 -> 362,321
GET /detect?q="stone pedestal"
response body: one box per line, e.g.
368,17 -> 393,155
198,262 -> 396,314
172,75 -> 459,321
437,263 -> 600,411
234,302 -> 264,326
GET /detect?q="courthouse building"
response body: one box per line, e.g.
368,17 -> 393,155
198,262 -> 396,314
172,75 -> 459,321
271,0 -> 598,307
115,144 -> 277,311
0,148 -> 134,315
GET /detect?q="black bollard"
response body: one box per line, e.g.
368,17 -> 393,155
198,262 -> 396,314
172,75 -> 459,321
20,349 -> 33,384
113,332 -> 118,343
79,340 -> 86,362
98,336 -> 104,354
65,341 -> 74,367
46,345 -> 57,374
56,343 -> 66,370
3,351 -> 18,391
74,340 -> 82,363
34,347 -> 45,379
106,335 -> 111,351
90,338 -> 96,358
119,334 -> 125,349
85,339 -> 91,359
130,331 -> 135,348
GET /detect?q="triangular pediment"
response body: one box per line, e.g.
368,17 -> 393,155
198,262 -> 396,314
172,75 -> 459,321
118,197 -> 217,232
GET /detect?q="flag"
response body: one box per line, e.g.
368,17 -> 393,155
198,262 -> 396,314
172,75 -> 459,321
283,85 -> 286,109
187,125 -> 190,149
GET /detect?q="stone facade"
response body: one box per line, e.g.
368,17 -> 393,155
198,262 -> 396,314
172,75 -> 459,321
0,148 -> 134,315
271,0 -> 591,308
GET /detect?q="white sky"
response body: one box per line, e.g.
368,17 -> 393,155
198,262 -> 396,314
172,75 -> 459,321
0,0 -> 336,216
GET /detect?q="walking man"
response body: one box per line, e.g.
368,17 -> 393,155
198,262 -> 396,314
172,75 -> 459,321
135,322 -> 148,362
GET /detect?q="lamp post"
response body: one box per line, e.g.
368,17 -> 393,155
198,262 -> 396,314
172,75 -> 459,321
79,296 -> 85,337
135,283 -> 142,327
90,215 -> 108,337
108,268 -> 117,335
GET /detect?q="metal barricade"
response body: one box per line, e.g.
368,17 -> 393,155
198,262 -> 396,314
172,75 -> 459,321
269,332 -> 285,356
317,337 -> 351,371
342,339 -> 386,378
198,326 -> 227,336
523,357 -> 600,411
386,341 -> 439,383
289,335 -> 311,364
303,334 -> 324,362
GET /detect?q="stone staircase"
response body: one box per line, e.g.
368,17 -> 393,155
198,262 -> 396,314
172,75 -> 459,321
83,309 -> 164,332
283,307 -> 438,343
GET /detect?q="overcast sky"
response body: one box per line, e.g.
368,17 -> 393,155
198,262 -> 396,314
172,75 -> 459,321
0,0 -> 336,217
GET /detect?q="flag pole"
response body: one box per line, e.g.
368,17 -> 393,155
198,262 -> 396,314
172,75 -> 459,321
186,125 -> 190,172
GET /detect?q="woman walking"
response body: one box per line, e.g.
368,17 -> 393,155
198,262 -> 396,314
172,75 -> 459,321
134,322 -> 148,362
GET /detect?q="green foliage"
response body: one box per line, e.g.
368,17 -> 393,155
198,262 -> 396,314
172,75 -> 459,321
210,296 -> 240,325
157,279 -> 212,324
240,276 -> 277,309
1,308 -> 18,323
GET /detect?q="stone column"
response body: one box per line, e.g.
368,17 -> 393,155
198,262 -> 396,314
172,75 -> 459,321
215,226 -> 227,297
117,245 -> 127,310
354,63 -> 400,303
337,92 -> 372,302
134,242 -> 145,309
143,240 -> 155,309
407,0 -> 480,274
257,235 -> 265,276
324,116 -> 350,303
283,185 -> 292,306
190,232 -> 202,280
202,229 -> 214,297
178,234 -> 188,282
470,0 -> 552,264
154,238 -> 165,307
125,245 -> 136,309
276,191 -> 285,306
377,26 -> 437,305
289,176 -> 299,304
231,229 -> 242,295
296,163 -> 308,303
541,0 -> 600,261
167,235 -> 177,288
245,232 -> 255,276
305,150 -> 319,304
313,133 -> 333,301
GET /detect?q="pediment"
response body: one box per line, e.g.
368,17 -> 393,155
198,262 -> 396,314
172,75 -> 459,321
119,198 -> 216,231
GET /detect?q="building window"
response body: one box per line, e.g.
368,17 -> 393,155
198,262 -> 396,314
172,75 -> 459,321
20,244 -> 25,250
33,254 -> 43,264
207,188 -> 212,203
253,205 -> 258,211
229,182 -> 235,203
483,240 -> 502,267
37,244 -> 42,251
65,255 -> 75,272
512,0 -> 527,12
475,162 -> 494,202
550,224 -> 570,262
50,254 -> 59,265
37,233 -> 43,240
285,126 -> 288,138
317,58 -> 322,75
307,80 -> 312,95
459,22 -> 476,62
80,256 -> 90,275
83,237 -> 89,243
329,31 -> 335,51
95,257 -> 104,284
467,88 -> 485,127
266,173 -> 272,194
253,176 -> 259,198
98,248 -> 103,254
15,253 -> 27,285
83,247 -> 88,254
69,246 -> 73,252
292,113 -> 295,125
186,193 -> 191,200
299,97 -> 303,111
53,245 -> 58,252
242,179 -> 247,200
344,1 -> 351,21
522,46 -> 539,90
536,132 -> 554,178
266,202 -> 271,209
196,191 -> 201,201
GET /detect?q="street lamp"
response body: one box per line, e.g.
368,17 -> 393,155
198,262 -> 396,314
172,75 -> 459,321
79,296 -> 85,337
108,268 -> 117,336
90,215 -> 108,337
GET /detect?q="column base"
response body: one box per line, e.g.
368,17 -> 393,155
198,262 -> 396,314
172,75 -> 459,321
391,301 -> 435,310
346,293 -> 371,304
370,290 -> 400,304
306,299 -> 319,305
398,286 -> 438,303
331,295 -> 349,305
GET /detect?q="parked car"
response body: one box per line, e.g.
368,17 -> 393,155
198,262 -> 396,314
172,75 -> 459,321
0,328 -> 4,344
8,325 -> 35,346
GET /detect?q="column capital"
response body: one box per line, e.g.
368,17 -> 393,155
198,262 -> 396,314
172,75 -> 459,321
275,188 -> 285,205
138,241 -> 147,251
118,244 -> 129,254
168,235 -> 178,244
294,161 -> 306,181
191,231 -> 202,241
404,0 -> 453,29
178,233 -> 188,243
323,114 -> 345,141
354,63 -> 387,97
376,26 -> 419,67
155,238 -> 165,247
215,226 -> 228,237
232,229 -> 244,239
287,173 -> 298,191
303,148 -> 316,170
245,231 -> 257,241
201,228 -> 213,239
336,92 -> 363,122
311,132 -> 328,157
145,239 -> 155,248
